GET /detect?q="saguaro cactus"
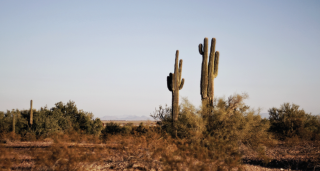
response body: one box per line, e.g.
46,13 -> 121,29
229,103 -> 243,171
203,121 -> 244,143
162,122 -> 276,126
12,113 -> 15,133
198,37 -> 220,106
167,50 -> 185,136
30,100 -> 33,126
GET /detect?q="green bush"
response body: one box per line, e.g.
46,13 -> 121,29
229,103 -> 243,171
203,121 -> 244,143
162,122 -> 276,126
269,103 -> 320,140
134,122 -> 150,134
205,93 -> 270,148
152,94 -> 270,146
101,122 -> 122,135
152,93 -> 272,168
0,101 -> 103,139
151,98 -> 205,139
122,125 -> 133,134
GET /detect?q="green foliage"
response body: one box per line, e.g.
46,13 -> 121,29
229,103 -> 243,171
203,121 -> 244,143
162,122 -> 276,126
121,124 -> 133,134
101,122 -> 122,135
205,93 -> 270,148
269,103 -> 320,140
151,102 -> 201,139
100,122 -> 136,141
0,110 -> 29,135
152,93 -> 271,168
0,101 -> 103,138
134,122 -> 149,134
176,98 -> 206,139
153,94 -> 270,145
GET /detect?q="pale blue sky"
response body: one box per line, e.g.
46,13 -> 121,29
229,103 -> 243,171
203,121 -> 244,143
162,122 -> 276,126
1,1 -> 319,118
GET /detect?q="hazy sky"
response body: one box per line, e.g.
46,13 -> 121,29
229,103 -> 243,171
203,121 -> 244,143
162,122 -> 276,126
1,1 -> 319,118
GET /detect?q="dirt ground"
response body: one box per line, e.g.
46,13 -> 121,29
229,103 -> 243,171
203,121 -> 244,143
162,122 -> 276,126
1,139 -> 319,171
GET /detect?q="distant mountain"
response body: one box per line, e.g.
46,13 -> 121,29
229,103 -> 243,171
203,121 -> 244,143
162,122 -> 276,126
101,115 -> 154,121
100,115 -> 120,120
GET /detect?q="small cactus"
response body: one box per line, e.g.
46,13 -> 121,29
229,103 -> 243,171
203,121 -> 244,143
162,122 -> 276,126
30,100 -> 33,126
167,50 -> 185,137
12,113 -> 15,133
198,37 -> 220,106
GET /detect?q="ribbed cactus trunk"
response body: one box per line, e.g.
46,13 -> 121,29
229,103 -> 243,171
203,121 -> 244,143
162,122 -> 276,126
30,100 -> 33,126
199,38 -> 220,107
12,113 -> 15,133
167,50 -> 185,137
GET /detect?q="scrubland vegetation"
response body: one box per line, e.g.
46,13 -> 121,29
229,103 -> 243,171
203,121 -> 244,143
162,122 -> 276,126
1,94 -> 320,170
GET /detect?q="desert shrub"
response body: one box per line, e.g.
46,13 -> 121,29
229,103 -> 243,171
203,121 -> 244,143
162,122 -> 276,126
151,104 -> 174,135
151,98 -> 205,139
49,101 -> 103,135
152,94 -> 270,146
122,125 -> 133,134
201,93 -> 271,166
0,111 -> 13,134
100,122 -> 135,141
134,122 -> 146,133
152,93 -> 271,168
132,122 -> 155,135
204,94 -> 271,148
101,122 -> 122,135
0,110 -> 29,135
176,98 -> 206,139
0,101 -> 103,139
269,103 -> 320,140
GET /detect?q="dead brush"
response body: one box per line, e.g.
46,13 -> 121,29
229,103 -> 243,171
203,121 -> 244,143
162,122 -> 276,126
0,132 -> 21,143
49,129 -> 102,144
30,137 -> 105,170
0,144 -> 17,170
99,133 -> 165,170
0,133 -> 25,170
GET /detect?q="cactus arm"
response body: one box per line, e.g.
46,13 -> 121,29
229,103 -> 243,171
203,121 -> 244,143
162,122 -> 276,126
198,44 -> 204,55
167,74 -> 173,91
207,38 -> 216,99
210,38 -> 216,55
214,51 -> 220,78
200,38 -> 209,99
208,38 -> 216,75
174,50 -> 179,90
203,38 -> 208,59
179,78 -> 185,90
178,59 -> 183,83
171,73 -> 175,91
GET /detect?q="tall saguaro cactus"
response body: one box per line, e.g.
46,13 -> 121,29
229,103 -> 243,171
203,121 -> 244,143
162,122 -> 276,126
167,50 -> 185,137
30,100 -> 33,126
198,37 -> 220,106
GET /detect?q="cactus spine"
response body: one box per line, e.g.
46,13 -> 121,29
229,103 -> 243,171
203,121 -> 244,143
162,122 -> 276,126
198,38 -> 220,106
167,50 -> 185,137
30,100 -> 33,126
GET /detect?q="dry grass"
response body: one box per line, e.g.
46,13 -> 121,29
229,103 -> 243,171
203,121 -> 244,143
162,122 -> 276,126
1,131 -> 320,171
